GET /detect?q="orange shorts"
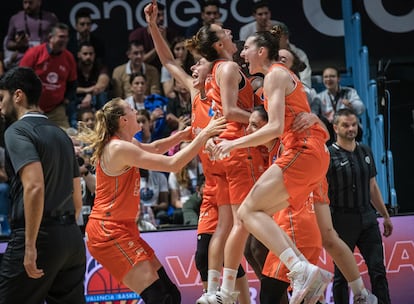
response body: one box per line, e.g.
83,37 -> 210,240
275,138 -> 330,211
214,147 -> 265,205
86,218 -> 155,283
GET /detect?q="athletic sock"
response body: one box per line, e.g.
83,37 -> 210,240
280,247 -> 301,271
157,267 -> 181,303
221,268 -> 238,293
299,253 -> 309,263
207,269 -> 221,294
140,279 -> 174,304
349,277 -> 368,296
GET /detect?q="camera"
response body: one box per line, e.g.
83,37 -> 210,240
77,156 -> 85,166
16,30 -> 26,38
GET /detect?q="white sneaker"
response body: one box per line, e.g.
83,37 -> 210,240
303,268 -> 333,304
207,288 -> 239,304
288,262 -> 322,304
196,291 -> 212,304
353,292 -> 378,304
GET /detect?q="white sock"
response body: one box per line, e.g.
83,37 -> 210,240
221,268 -> 238,293
280,248 -> 301,271
349,277 -> 368,296
207,269 -> 221,294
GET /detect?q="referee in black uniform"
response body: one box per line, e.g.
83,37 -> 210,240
327,108 -> 393,304
0,67 -> 86,303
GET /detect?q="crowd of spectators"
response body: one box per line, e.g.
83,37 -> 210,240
0,0 -> 366,234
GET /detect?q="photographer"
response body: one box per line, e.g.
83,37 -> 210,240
5,0 -> 58,67
67,128 -> 96,229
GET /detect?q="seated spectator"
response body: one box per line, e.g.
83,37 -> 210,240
182,177 -> 205,225
316,66 -> 365,144
67,8 -> 105,63
239,1 -> 282,41
126,73 -> 169,140
19,23 -> 77,129
5,0 -> 58,68
128,2 -> 177,72
161,36 -> 195,99
139,168 -> 170,226
111,40 -> 161,98
135,109 -> 154,143
168,141 -> 203,224
185,0 -> 221,38
77,108 -> 96,130
75,42 -> 110,117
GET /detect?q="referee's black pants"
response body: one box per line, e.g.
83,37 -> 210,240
0,220 -> 86,304
331,210 -> 391,304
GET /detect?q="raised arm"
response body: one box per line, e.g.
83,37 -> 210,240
145,1 -> 194,92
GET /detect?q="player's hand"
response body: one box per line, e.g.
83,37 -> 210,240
213,138 -> 233,160
144,0 -> 158,25
291,112 -> 317,132
24,245 -> 44,279
200,115 -> 227,139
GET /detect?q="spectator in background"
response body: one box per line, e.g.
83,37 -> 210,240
168,141 -> 202,225
66,127 -> 95,231
139,168 -> 170,226
126,73 -> 170,141
128,2 -> 176,72
75,42 -> 110,122
19,23 -> 77,129
135,109 -> 155,143
5,0 -> 58,68
112,40 -> 161,98
278,22 -> 313,88
327,108 -> 392,304
67,8 -> 105,63
185,0 -> 221,38
161,36 -> 195,99
77,108 -> 96,130
182,176 -> 205,225
239,1 -> 281,41
317,66 -> 365,145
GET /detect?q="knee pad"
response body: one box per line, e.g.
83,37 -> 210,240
195,234 -> 212,281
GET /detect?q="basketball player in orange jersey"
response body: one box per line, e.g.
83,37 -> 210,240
80,96 -> 225,304
184,12 -> 266,304
144,2 -> 251,303
213,27 -> 377,304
